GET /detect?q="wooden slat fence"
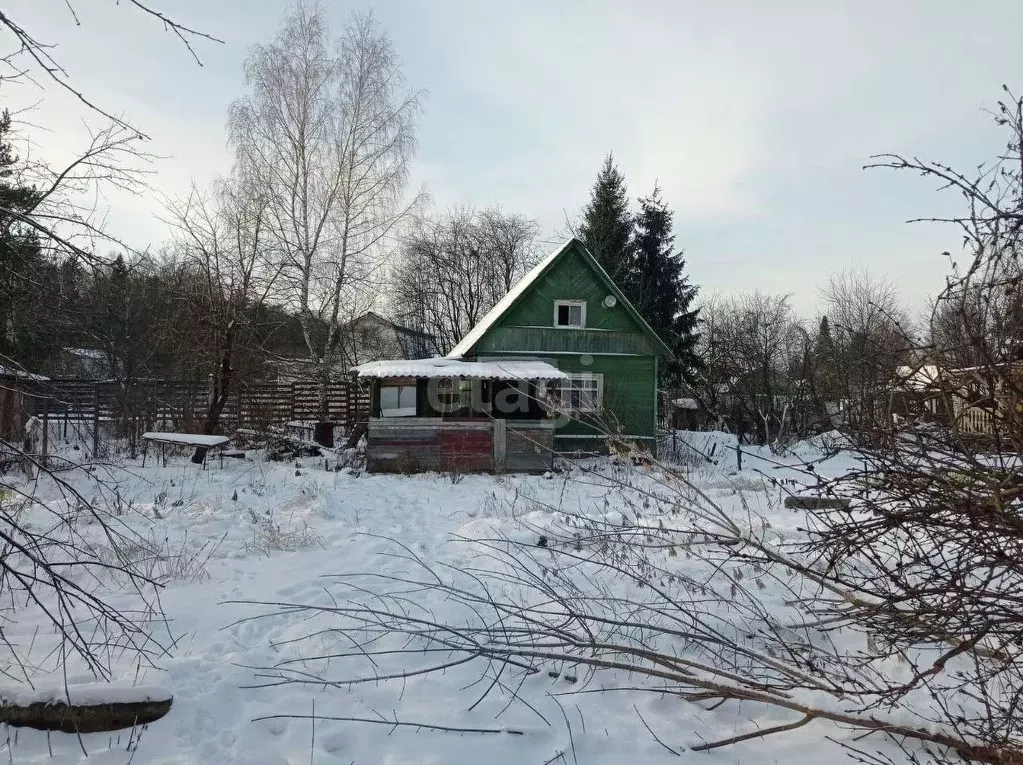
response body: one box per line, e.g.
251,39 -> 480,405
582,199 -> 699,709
24,379 -> 370,439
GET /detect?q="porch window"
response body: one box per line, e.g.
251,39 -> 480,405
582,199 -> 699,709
555,373 -> 603,412
379,384 -> 417,417
436,378 -> 472,415
554,300 -> 586,328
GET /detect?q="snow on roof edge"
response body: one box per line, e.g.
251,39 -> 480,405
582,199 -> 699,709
351,357 -> 568,381
447,240 -> 573,359
0,364 -> 48,381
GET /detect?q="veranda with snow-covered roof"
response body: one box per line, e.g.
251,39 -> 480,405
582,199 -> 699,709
350,357 -> 565,474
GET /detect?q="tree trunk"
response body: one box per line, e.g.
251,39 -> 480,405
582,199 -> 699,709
191,328 -> 236,464
312,364 -> 334,448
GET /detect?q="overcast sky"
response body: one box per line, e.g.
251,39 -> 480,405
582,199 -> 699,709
5,0 -> 1021,318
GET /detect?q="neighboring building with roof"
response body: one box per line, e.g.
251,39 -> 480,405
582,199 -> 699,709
44,347 -> 119,380
346,311 -> 440,365
272,311 -> 441,384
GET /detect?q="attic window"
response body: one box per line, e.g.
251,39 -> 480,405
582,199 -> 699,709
554,300 -> 586,328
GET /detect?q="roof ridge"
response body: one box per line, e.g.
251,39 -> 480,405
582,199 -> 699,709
447,239 -> 575,358
359,310 -> 437,339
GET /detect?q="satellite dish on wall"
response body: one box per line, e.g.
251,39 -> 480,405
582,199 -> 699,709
602,295 -> 617,308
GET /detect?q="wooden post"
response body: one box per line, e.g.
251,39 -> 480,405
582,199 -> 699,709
290,382 -> 297,423
92,385 -> 100,458
344,385 -> 351,432
493,418 -> 507,472
735,442 -> 742,472
40,397 -> 49,458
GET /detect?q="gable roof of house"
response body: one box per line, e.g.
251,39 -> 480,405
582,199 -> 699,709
448,237 -> 673,359
353,311 -> 437,340
350,311 -> 440,359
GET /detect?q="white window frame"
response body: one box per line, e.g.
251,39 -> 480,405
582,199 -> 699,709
554,373 -> 603,413
435,377 -> 473,414
379,383 -> 417,417
553,300 -> 586,329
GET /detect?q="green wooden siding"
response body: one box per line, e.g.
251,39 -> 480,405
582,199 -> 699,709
479,326 -> 655,355
498,248 -> 639,334
559,354 -> 656,440
474,353 -> 657,440
466,239 -> 666,448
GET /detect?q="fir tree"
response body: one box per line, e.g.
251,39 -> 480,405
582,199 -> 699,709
578,154 -> 633,282
814,315 -> 837,400
0,109 -> 51,369
629,185 -> 700,383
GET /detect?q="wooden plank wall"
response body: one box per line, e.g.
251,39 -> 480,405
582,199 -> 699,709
505,422 -> 556,472
440,422 -> 493,472
366,418 -> 554,474
367,418 -> 446,472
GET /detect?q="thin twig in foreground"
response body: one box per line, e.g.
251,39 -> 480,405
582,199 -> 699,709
252,713 -> 524,737
690,713 -> 815,752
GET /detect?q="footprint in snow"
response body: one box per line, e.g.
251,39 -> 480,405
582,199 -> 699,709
264,717 -> 288,736
320,731 -> 349,754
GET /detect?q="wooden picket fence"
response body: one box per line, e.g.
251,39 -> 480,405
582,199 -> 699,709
958,406 -> 996,436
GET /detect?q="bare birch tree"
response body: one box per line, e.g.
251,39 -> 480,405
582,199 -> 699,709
229,4 -> 425,420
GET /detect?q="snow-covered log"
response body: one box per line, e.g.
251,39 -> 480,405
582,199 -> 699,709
0,684 -> 173,733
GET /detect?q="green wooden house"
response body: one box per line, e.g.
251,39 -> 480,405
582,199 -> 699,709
448,238 -> 672,452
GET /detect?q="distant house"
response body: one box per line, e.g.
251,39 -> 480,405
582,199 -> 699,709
892,364 -> 949,423
273,312 -> 440,384
447,238 -> 672,453
890,361 -> 1023,437
662,393 -> 706,431
346,311 -> 440,365
45,347 -> 119,380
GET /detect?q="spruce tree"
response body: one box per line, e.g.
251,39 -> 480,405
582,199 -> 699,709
578,154 -> 633,282
813,315 -> 837,400
630,185 -> 700,383
0,109 -> 51,369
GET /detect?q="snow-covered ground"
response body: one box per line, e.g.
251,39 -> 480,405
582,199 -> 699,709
2,433 -> 885,765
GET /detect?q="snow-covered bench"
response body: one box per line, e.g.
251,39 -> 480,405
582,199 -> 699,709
141,432 -> 230,468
